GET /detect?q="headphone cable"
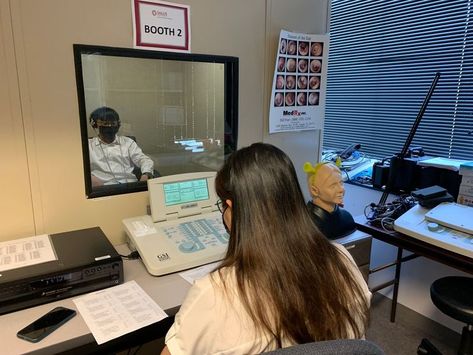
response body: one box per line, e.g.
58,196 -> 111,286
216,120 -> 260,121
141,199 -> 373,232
99,138 -> 126,184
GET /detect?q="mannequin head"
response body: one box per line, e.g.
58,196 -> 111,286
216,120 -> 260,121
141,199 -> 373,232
304,162 -> 345,212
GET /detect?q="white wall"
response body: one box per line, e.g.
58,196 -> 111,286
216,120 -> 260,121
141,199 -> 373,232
263,0 -> 329,197
0,0 -> 326,245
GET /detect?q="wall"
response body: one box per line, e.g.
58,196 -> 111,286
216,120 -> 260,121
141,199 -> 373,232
263,0 -> 329,196
0,1 -> 36,239
0,0 -> 325,245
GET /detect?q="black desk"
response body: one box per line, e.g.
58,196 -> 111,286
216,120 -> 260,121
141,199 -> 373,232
355,215 -> 473,322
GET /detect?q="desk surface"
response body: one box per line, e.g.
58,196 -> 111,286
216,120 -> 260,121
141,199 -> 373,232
355,215 -> 473,274
2,244 -> 192,355
2,230 -> 373,354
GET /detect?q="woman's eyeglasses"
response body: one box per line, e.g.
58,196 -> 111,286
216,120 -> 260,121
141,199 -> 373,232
216,199 -> 226,213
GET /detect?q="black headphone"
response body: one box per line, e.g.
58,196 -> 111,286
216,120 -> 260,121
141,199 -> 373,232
89,107 -> 121,129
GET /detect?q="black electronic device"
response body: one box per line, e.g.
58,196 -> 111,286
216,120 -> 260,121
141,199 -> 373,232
386,72 -> 441,195
411,185 -> 454,208
0,227 -> 123,315
374,72 -> 441,209
417,193 -> 454,209
339,143 -> 361,160
17,306 -> 76,343
372,160 -> 390,188
387,155 -> 433,193
411,185 -> 447,200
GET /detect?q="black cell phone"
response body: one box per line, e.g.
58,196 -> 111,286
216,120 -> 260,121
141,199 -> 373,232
17,306 -> 76,343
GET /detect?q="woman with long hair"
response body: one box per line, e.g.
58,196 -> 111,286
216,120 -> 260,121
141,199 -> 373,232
162,143 -> 371,354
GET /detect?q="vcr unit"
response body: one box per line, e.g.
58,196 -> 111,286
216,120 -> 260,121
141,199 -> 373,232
0,227 -> 123,315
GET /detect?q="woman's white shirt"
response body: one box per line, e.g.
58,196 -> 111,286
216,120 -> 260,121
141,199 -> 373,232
165,243 -> 372,355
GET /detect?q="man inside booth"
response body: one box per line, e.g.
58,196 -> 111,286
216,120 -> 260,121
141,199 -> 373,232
88,106 -> 154,187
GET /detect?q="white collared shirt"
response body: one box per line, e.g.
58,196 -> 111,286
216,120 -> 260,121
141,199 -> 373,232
88,136 -> 154,185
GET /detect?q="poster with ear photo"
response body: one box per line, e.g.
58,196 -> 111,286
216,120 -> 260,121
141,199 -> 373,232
269,30 -> 328,133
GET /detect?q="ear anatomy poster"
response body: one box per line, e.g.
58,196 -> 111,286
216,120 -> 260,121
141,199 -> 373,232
269,30 -> 329,133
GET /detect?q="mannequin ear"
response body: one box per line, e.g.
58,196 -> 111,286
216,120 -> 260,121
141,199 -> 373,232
310,185 -> 319,197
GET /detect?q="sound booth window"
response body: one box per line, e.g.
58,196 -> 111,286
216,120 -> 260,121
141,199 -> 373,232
324,0 -> 473,162
73,44 -> 238,198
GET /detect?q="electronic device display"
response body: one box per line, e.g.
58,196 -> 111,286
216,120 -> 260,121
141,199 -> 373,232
17,307 -> 76,343
163,178 -> 209,207
123,172 -> 228,276
148,172 -> 219,223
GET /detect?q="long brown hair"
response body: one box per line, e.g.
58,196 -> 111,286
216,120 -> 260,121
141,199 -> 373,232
214,143 -> 368,346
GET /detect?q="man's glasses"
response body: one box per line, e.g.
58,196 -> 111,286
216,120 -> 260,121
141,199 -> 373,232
216,199 -> 226,213
96,119 -> 119,127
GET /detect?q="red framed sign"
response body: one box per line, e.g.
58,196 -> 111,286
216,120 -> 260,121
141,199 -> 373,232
132,0 -> 191,52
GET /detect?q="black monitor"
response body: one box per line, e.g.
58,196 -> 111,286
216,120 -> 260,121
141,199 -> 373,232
73,44 -> 238,198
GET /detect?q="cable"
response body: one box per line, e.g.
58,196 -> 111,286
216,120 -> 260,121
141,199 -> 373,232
322,150 -> 367,172
119,251 -> 140,260
365,195 -> 416,231
321,150 -> 339,163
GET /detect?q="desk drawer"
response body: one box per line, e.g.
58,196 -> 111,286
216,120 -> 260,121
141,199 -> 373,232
342,237 -> 372,266
358,264 -> 370,283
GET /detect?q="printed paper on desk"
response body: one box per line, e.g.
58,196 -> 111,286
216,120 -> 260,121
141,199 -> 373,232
131,220 -> 157,237
73,280 -> 168,345
0,234 -> 57,272
417,157 -> 470,171
179,261 -> 220,284
269,29 -> 329,133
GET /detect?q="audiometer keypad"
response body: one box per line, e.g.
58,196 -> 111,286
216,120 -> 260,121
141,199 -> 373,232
161,215 -> 229,253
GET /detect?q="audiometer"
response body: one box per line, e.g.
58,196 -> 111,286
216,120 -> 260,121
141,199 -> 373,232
123,172 -> 229,276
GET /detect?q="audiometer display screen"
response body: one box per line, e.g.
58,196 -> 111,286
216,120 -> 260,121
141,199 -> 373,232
163,178 -> 210,206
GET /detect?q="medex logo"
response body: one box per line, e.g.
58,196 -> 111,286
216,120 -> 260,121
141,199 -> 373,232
283,110 -> 305,116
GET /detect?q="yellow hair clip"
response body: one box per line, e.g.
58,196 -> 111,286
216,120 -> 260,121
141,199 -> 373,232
303,162 -> 316,174
335,156 -> 342,168
303,161 -> 328,175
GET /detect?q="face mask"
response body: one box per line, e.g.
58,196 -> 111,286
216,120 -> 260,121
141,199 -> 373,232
221,209 -> 231,235
99,126 -> 118,143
